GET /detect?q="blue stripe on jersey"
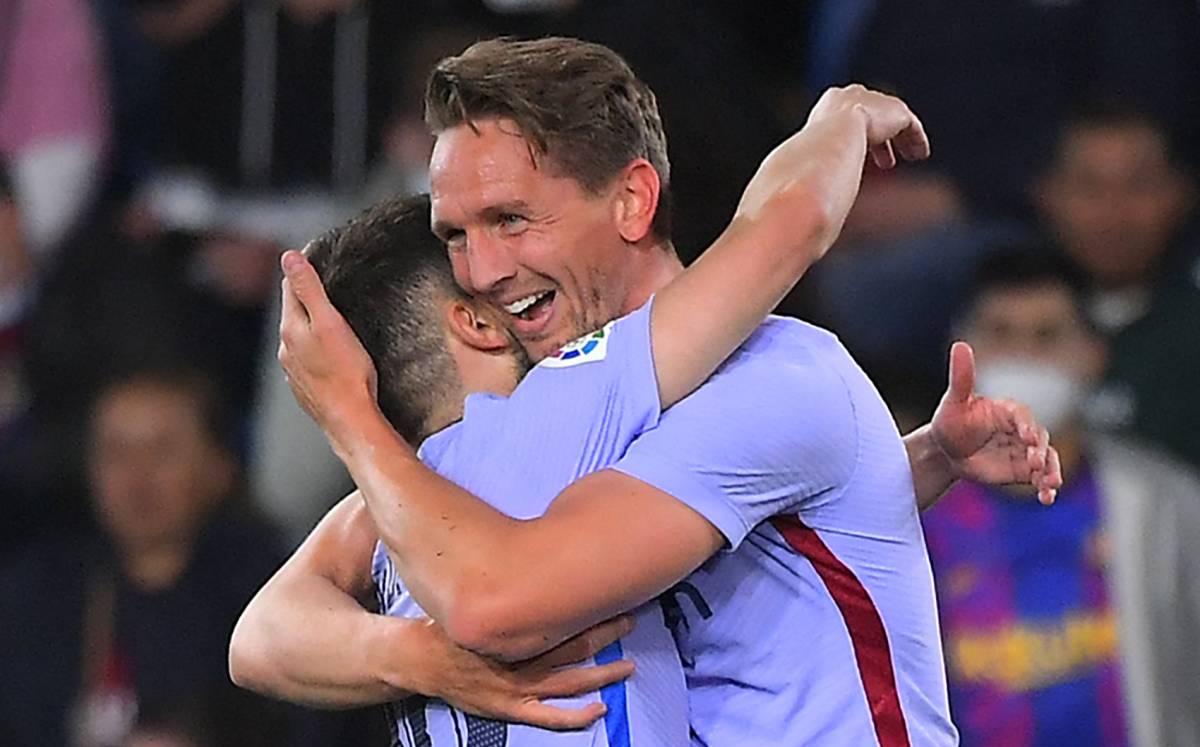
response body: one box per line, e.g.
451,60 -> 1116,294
595,641 -> 630,747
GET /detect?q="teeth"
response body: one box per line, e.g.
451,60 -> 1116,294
503,291 -> 550,315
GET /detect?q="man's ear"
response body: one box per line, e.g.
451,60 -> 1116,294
614,158 -> 661,243
446,300 -> 511,352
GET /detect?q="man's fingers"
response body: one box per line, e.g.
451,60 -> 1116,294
1038,447 -> 1063,505
996,399 -> 1037,444
870,140 -> 897,170
894,115 -> 931,162
280,275 -> 309,330
1024,425 -> 1050,473
533,660 -> 635,699
534,615 -> 636,669
945,342 -> 976,404
281,250 -> 328,320
1034,425 -> 1051,469
512,701 -> 607,732
278,277 -> 309,365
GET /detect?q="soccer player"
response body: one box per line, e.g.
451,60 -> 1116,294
238,39 -> 1059,745
281,81 -> 934,746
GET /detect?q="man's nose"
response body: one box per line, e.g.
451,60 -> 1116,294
464,231 -> 518,294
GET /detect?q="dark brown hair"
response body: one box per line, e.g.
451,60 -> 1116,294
425,36 -> 673,240
304,194 -> 464,446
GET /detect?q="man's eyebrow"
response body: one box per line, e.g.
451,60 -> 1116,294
480,200 -> 533,218
434,201 -> 535,237
431,219 -> 461,239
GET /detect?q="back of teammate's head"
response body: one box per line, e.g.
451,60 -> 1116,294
304,194 -> 465,446
424,36 -> 673,241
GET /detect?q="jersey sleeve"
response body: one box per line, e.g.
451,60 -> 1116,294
611,344 -> 859,549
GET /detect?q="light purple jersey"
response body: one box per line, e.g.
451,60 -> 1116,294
613,317 -> 957,746
372,300 -> 688,747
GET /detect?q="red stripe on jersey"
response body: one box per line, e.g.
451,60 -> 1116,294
769,515 -> 911,747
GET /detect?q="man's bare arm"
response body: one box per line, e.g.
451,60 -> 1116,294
229,494 -> 420,707
336,427 -> 722,662
652,86 -> 929,408
229,493 -> 636,723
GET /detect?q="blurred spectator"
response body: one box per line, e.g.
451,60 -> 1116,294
792,167 -> 1028,387
121,698 -> 216,747
1034,105 -> 1200,466
0,175 -> 29,426
735,0 -> 1200,218
923,251 -> 1200,747
0,366 -> 380,746
131,0 -> 398,193
246,19 -> 499,543
359,21 -> 493,206
0,0 -> 111,259
0,190 -> 289,549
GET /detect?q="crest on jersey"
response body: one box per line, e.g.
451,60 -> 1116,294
538,320 -> 614,368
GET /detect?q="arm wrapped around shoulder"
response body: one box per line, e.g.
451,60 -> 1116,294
614,327 -> 858,550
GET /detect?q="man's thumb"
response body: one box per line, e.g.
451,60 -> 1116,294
281,250 -> 322,310
946,341 -> 976,404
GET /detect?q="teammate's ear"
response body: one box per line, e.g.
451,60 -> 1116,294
614,158 -> 660,244
447,300 -> 510,352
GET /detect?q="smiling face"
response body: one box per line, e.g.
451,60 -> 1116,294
430,118 -> 648,361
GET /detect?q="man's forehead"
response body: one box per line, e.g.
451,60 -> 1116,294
974,285 -> 1081,326
431,127 -> 544,213
430,119 -> 541,181
1059,126 -> 1170,173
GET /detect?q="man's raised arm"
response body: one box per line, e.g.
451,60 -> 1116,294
650,85 -> 929,407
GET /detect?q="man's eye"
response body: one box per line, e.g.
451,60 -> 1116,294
444,230 -> 466,248
499,213 -> 526,228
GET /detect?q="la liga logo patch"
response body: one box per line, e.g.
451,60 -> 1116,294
538,321 -> 614,368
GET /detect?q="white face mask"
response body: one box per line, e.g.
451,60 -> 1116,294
974,359 -> 1085,432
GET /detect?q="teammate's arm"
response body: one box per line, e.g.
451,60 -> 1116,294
228,493 -> 633,724
229,493 -> 420,707
650,86 -> 929,408
302,408 -> 723,661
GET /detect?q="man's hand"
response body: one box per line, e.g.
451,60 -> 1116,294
733,84 -> 929,272
929,342 -> 1063,505
418,614 -> 636,730
807,84 -> 931,170
277,249 -> 379,449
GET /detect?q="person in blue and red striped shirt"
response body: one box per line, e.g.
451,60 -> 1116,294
924,250 -> 1200,747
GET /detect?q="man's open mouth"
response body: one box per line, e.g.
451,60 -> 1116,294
502,290 -> 556,322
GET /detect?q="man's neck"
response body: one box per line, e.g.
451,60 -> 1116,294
619,240 -> 685,314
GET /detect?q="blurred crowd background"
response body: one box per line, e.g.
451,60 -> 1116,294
1,1 -> 1199,746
